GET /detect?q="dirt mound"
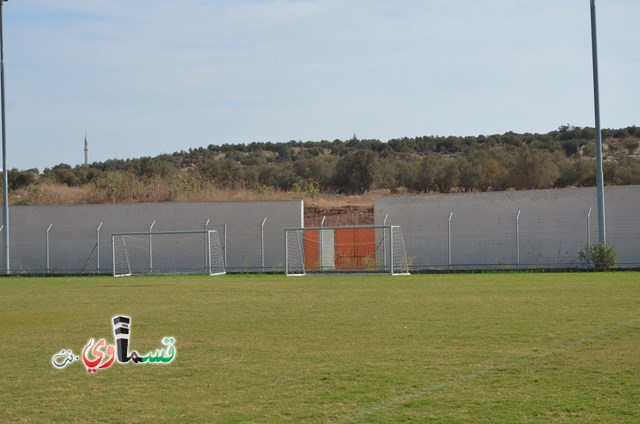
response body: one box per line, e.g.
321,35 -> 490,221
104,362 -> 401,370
304,205 -> 374,227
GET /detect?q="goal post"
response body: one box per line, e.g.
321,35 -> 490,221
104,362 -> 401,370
112,230 -> 226,277
285,225 -> 410,276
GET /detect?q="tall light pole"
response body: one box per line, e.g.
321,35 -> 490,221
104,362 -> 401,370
590,0 -> 606,245
1,0 -> 9,273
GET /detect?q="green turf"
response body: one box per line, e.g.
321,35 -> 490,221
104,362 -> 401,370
0,272 -> 638,423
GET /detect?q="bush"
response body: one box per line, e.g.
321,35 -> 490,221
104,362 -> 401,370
578,243 -> 617,270
292,179 -> 319,197
332,150 -> 379,194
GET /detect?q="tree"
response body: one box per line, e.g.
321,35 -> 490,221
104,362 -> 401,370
623,138 -> 639,155
453,151 -> 510,192
292,157 -> 337,192
378,158 -> 414,194
8,168 -> 37,191
272,162 -> 299,190
456,157 -> 479,193
395,158 -> 419,191
477,151 -> 511,191
408,155 -> 437,193
606,158 -> 640,186
219,159 -> 244,188
556,159 -> 595,188
332,150 -> 379,194
510,146 -> 560,190
44,164 -> 81,186
433,158 -> 459,193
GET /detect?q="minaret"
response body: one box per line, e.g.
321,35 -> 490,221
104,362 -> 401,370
83,134 -> 89,166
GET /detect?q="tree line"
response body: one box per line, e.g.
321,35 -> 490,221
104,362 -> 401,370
4,125 -> 640,203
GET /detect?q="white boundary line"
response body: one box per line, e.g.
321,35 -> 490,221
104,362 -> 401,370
331,319 -> 639,424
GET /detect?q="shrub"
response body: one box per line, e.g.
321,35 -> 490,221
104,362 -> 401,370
578,243 -> 617,270
292,179 -> 319,197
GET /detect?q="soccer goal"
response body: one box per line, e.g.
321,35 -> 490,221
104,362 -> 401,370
285,225 -> 410,276
112,230 -> 226,277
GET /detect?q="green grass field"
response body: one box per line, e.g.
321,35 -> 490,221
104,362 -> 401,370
1,272 -> 638,423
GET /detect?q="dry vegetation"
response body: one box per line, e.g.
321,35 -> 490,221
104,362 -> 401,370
10,180 -> 380,226
8,126 -> 639,226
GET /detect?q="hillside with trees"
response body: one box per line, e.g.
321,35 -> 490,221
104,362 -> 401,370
4,125 -> 640,207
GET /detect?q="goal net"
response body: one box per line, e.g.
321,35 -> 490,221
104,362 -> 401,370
285,225 -> 410,276
112,230 -> 226,277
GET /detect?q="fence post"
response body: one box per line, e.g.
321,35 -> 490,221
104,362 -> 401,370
149,221 -> 155,273
204,219 -> 210,273
383,214 -> 389,268
390,225 -> 395,275
319,216 -> 326,271
46,224 -> 53,272
224,223 -> 227,268
587,208 -> 592,246
448,212 -> 453,269
0,225 -> 3,273
97,222 -> 103,272
516,210 -> 521,269
261,217 -> 267,272
285,228 -> 289,275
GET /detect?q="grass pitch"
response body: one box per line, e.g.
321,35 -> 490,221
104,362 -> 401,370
0,272 -> 638,423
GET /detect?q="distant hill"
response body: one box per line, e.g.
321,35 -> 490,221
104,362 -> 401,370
5,125 -> 640,206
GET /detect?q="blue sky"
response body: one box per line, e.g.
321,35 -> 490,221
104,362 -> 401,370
3,0 -> 639,171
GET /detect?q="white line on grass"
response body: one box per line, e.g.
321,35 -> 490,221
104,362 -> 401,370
330,319 -> 639,424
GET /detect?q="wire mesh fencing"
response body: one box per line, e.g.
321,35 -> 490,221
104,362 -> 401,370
0,201 -> 303,274
376,186 -> 640,271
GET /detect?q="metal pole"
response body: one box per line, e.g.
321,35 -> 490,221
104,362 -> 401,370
285,229 -> 289,275
516,210 -> 521,268
46,224 -> 53,272
1,1 -> 10,274
382,227 -> 395,275
448,212 -> 453,269
390,226 -> 394,275
204,219 -> 210,272
206,230 -> 212,275
587,208 -> 592,246
319,216 -> 326,271
97,222 -> 103,272
261,217 -> 267,272
149,221 -> 155,273
590,0 -> 606,244
383,214 -> 389,269
112,235 -> 116,277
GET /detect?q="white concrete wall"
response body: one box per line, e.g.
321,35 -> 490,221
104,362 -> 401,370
375,186 -> 640,269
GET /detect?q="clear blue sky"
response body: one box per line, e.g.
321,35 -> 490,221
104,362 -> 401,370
3,0 -> 639,171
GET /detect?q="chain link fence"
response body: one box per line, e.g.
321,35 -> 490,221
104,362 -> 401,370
0,201 -> 303,274
2,187 -> 638,274
375,185 -> 640,270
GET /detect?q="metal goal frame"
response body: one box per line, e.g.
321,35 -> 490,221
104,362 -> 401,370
111,229 -> 226,277
284,225 -> 410,276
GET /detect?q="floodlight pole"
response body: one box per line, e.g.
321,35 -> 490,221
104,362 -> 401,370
1,0 -> 9,273
590,0 -> 606,244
